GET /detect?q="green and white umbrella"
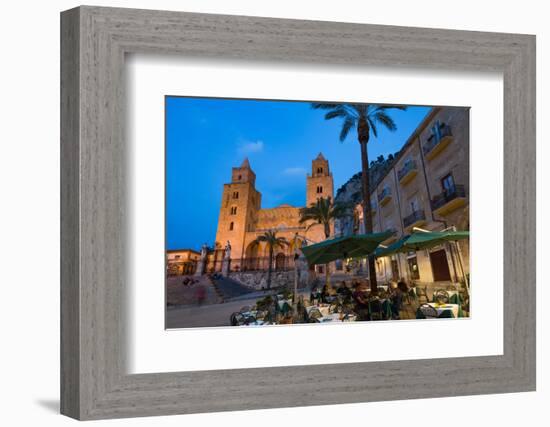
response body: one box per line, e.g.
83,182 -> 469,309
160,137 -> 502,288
301,231 -> 394,266
375,230 -> 469,256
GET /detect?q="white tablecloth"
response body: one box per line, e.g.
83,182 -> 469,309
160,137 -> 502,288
427,303 -> 459,318
277,299 -> 292,309
317,313 -> 357,323
307,304 -> 330,317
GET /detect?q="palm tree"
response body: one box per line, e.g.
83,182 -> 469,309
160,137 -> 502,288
255,230 -> 289,289
299,197 -> 350,287
311,103 -> 406,293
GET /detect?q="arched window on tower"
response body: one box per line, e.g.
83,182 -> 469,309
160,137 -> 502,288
230,206 -> 237,215
229,222 -> 234,231
317,167 -> 323,174
316,185 -> 323,194
233,191 -> 239,199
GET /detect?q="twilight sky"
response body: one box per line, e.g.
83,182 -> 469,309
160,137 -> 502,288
166,97 -> 431,250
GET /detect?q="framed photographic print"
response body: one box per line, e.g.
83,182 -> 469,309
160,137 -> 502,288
61,6 -> 536,420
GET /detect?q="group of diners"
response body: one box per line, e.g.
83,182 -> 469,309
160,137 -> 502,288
309,279 -> 412,321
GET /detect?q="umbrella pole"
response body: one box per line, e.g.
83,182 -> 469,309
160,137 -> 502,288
454,241 -> 470,295
446,242 -> 460,285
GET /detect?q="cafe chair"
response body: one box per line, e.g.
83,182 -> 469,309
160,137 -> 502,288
230,312 -> 245,326
368,298 -> 384,321
307,308 -> 323,323
418,303 -> 438,319
438,309 -> 454,319
434,289 -> 450,304
415,286 -> 429,304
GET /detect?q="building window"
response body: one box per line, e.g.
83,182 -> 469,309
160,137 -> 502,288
233,191 -> 239,199
174,255 -> 180,259
407,255 -> 420,280
237,175 -> 242,180
441,173 -> 455,194
230,206 -> 237,215
316,185 -> 323,194
229,222 -> 234,231
410,198 -> 419,213
317,167 -> 323,174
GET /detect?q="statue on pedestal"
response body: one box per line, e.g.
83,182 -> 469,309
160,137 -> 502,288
222,240 -> 232,276
224,241 -> 231,259
194,243 -> 209,276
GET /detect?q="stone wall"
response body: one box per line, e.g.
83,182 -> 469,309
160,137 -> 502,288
229,269 -> 313,290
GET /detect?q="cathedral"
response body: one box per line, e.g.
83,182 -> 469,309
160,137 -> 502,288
213,153 -> 334,272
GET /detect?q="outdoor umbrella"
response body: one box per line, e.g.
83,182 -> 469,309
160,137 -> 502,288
374,235 -> 411,258
406,230 -> 470,294
375,231 -> 469,255
301,231 -> 394,266
403,230 -> 469,250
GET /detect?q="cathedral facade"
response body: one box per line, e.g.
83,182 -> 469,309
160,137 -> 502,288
213,153 -> 334,272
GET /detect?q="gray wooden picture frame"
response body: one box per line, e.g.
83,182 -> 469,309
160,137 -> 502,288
60,5 -> 536,420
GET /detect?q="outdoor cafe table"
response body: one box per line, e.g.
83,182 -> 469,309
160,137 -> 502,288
277,299 -> 293,314
312,313 -> 358,323
426,303 -> 463,318
306,304 -> 331,317
277,299 -> 292,309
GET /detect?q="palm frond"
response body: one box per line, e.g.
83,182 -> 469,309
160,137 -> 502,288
372,104 -> 408,113
324,107 -> 349,120
373,111 -> 397,131
298,197 -> 351,237
311,103 -> 342,110
367,116 -> 378,138
339,117 -> 356,142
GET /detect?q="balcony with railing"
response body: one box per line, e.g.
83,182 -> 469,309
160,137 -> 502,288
377,186 -> 392,206
371,201 -> 377,215
397,160 -> 418,185
423,122 -> 453,161
403,209 -> 427,230
431,184 -> 467,216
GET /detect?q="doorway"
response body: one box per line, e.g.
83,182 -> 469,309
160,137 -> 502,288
429,249 -> 452,281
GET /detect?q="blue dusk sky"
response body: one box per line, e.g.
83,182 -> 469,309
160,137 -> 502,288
166,97 -> 431,250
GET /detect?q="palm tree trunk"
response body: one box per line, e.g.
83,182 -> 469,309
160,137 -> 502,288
324,224 -> 331,288
359,132 -> 378,294
267,246 -> 273,289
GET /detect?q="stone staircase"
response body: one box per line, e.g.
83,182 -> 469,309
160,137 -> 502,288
211,276 -> 256,302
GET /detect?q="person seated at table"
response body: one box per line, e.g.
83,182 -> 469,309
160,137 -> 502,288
337,281 -> 353,299
336,281 -> 347,294
390,284 -> 404,319
321,283 -> 336,303
397,280 -> 409,293
309,285 -> 319,305
352,282 -> 370,321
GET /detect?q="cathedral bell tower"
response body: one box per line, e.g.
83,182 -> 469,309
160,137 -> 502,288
214,158 -> 261,268
306,153 -> 334,207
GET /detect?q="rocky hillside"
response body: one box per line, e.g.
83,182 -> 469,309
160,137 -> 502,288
334,154 -> 397,236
